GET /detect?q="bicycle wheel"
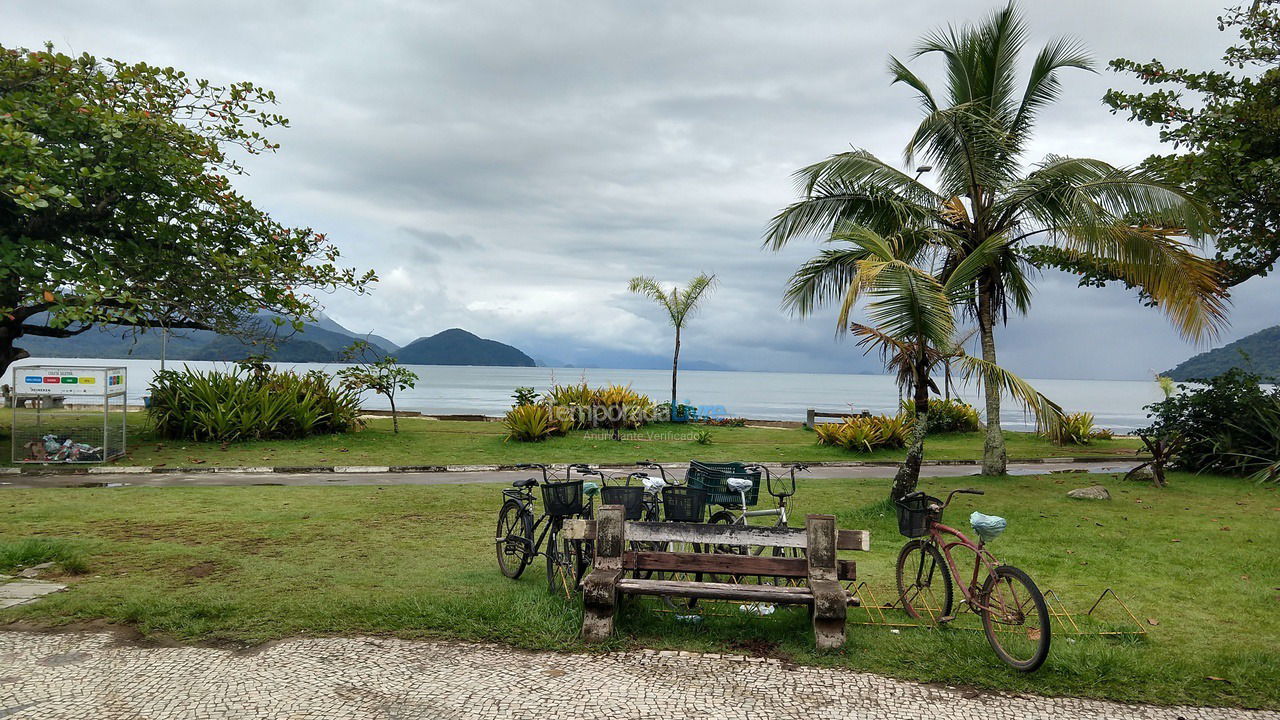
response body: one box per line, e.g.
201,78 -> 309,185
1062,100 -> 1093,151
496,500 -> 533,579
978,565 -> 1050,672
895,540 -> 953,623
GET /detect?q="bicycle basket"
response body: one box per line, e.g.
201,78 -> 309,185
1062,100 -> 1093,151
600,485 -> 646,521
661,486 -> 708,523
685,461 -> 761,507
894,494 -> 942,538
542,479 -> 585,517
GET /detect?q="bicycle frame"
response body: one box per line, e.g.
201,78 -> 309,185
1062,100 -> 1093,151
926,522 -> 1004,613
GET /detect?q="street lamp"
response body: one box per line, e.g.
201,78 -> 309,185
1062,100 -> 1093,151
914,165 -> 933,181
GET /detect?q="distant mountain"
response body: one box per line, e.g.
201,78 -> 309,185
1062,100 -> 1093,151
396,328 -> 535,367
1166,325 -> 1280,381
309,314 -> 400,352
14,314 -> 396,364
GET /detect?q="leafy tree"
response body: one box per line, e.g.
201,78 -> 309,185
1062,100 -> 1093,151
628,274 -> 717,420
0,44 -> 374,379
784,224 -> 1061,499
1074,1 -> 1280,288
337,341 -> 418,434
765,3 -> 1224,475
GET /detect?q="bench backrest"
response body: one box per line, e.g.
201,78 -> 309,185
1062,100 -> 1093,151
563,516 -> 869,552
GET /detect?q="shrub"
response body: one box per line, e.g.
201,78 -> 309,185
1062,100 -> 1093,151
539,383 -> 656,432
148,367 -> 362,442
901,399 -> 982,433
511,386 -> 539,407
1142,369 -> 1280,481
1050,411 -> 1099,445
871,414 -> 910,449
694,429 -> 713,445
839,417 -> 883,452
702,417 -> 747,427
813,422 -> 845,446
503,404 -> 560,442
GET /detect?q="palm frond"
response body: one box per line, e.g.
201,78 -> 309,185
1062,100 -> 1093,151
956,354 -> 1064,435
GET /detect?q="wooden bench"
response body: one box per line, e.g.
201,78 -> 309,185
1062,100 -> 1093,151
563,506 -> 870,650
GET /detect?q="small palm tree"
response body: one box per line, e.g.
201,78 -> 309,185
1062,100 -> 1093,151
785,224 -> 1060,499
628,274 -> 717,420
766,3 -> 1225,476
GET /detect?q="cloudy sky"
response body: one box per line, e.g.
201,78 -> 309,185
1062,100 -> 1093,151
11,0 -> 1277,379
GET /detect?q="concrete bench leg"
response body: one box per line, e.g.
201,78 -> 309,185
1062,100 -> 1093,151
581,505 -> 625,643
806,514 -> 847,650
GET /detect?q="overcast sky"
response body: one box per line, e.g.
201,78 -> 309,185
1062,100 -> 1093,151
10,0 -> 1277,379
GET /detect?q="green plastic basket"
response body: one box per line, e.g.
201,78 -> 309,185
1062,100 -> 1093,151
685,461 -> 761,507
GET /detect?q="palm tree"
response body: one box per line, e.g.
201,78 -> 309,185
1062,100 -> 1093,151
766,2 -> 1225,475
784,224 -> 1060,499
628,274 -> 718,420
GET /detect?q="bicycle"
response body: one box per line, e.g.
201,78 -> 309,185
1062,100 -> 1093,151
894,488 -> 1051,672
495,463 -> 598,600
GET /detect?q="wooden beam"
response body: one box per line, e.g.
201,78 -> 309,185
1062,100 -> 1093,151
836,529 -> 871,552
622,551 -> 856,581
561,518 -> 596,541
626,521 -> 808,548
616,578 -> 815,604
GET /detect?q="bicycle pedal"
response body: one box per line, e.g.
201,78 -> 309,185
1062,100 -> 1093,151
937,615 -> 956,624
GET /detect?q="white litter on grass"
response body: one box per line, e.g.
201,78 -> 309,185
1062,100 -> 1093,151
674,614 -> 703,624
738,604 -> 776,616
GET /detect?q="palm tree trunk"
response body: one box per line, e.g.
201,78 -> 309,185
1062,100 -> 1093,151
670,325 -> 681,421
977,279 -> 1007,475
890,365 -> 931,502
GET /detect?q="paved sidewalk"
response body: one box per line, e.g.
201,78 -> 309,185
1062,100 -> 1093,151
0,460 -> 1136,489
0,631 -> 1271,720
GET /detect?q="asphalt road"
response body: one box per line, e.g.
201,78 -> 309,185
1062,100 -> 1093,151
0,461 -> 1138,489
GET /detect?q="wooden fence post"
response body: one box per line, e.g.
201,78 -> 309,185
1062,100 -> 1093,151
805,409 -> 816,429
581,504 -> 625,642
805,514 -> 846,650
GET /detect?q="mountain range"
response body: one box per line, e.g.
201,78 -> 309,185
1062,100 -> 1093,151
15,316 -> 536,367
1165,325 -> 1280,381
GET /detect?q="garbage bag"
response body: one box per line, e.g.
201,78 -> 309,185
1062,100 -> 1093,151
582,481 -> 600,497
641,476 -> 667,494
970,511 -> 1007,542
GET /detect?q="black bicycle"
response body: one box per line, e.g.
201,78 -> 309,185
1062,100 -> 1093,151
495,463 -> 598,599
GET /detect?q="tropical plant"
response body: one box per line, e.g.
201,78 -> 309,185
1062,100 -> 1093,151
1050,411 -> 1099,445
1142,369 -> 1280,481
782,223 -> 1061,499
336,341 -> 418,434
148,367 -> 362,442
900,398 -> 983,433
0,43 -> 373,381
511,386 -> 539,408
813,422 -> 846,447
503,404 -> 559,443
628,274 -> 717,419
693,429 -> 714,445
764,3 -> 1225,476
839,417 -> 884,452
871,413 -> 911,449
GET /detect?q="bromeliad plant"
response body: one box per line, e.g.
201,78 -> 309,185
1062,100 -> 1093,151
785,224 -> 1062,499
148,366 -> 362,442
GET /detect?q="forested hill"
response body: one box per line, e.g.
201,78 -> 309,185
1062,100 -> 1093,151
1166,325 -> 1280,381
395,328 -> 536,367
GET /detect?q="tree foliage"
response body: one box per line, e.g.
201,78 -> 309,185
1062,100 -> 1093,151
0,43 -> 374,377
1070,1 -> 1280,288
337,341 -> 418,434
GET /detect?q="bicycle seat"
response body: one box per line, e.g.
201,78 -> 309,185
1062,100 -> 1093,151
970,511 -> 1007,542
727,477 -> 753,493
512,478 -> 538,488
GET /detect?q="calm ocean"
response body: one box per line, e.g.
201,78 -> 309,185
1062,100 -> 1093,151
9,358 -> 1167,432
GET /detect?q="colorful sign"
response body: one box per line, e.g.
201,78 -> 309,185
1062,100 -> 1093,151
12,368 -> 126,396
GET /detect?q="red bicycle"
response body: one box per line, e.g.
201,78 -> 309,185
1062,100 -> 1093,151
894,488 -> 1051,672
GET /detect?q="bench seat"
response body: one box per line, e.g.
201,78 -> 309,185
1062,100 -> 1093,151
617,578 -> 860,606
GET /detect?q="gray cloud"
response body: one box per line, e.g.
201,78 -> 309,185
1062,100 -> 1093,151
12,0 -> 1277,378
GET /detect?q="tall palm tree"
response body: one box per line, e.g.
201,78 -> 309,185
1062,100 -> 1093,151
784,224 -> 1060,499
628,274 -> 717,420
766,2 -> 1226,475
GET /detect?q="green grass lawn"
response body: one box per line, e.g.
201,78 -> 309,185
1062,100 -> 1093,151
1,472 -> 1275,709
3,415 -> 1142,468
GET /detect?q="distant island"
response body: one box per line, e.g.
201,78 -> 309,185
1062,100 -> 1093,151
1166,325 -> 1280,381
15,316 -> 536,368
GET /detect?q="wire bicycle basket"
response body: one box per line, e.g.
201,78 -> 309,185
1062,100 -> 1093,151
542,479 -> 585,517
894,494 -> 942,538
600,485 -> 646,520
661,486 -> 708,523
